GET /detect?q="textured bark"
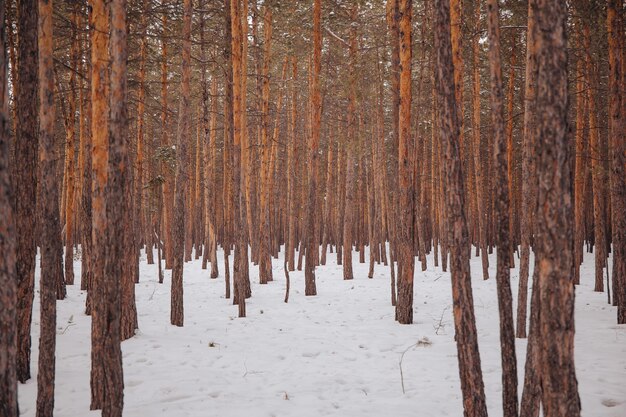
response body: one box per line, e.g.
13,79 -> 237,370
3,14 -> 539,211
534,1 -> 581,414
304,0 -> 321,296
434,0 -> 488,415
62,3 -> 79,286
161,3 -> 173,270
573,26 -> 587,286
516,0 -> 538,339
584,22 -> 606,293
171,0 -> 193,327
286,58 -> 297,271
231,0 -> 249,316
89,0 -> 110,408
471,0 -> 489,281
0,0 -> 18,412
607,0 -> 626,323
486,1 -> 518,415
16,0 -> 39,383
36,1 -> 61,414
395,0 -> 414,325
258,7 -> 273,285
343,6 -> 358,281
103,0 -> 127,413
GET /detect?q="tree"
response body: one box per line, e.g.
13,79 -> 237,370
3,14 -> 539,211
90,0 -> 111,409
533,0 -> 581,414
16,0 -> 40,383
171,0 -> 193,326
434,0 -> 488,415
486,0 -> 518,414
304,0 -> 321,296
607,0 -> 626,323
102,0 -> 127,412
516,0 -> 538,339
395,0 -> 414,324
0,0 -> 18,412
36,0 -> 62,413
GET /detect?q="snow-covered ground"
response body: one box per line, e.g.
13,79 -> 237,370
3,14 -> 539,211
18,247 -> 626,416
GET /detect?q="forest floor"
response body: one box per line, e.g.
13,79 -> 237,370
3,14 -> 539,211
18,247 -> 626,417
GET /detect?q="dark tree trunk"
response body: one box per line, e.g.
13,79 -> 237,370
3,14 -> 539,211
607,0 -> 626,323
36,0 -> 61,413
304,0 -> 321,296
434,0 -> 488,415
15,0 -> 39,383
0,0 -> 18,412
171,0 -> 193,327
534,1 -> 581,414
101,0 -> 127,413
486,0 -> 518,415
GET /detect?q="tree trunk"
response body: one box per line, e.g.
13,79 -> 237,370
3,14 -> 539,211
15,0 -> 39,383
102,0 -> 127,413
171,0 -> 193,327
486,1 -> 518,415
0,0 -> 18,412
304,0 -> 321,296
89,0 -> 110,408
516,0 -> 538,339
534,1 -> 581,414
434,0 -> 488,415
607,0 -> 626,323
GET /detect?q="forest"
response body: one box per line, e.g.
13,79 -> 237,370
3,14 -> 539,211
0,0 -> 625,416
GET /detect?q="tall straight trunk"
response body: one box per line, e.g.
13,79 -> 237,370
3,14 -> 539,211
304,0 -> 321,296
287,57 -> 297,271
505,36 -> 517,264
63,3 -> 79,286
89,0 -> 110,408
434,0 -> 488,415
583,22 -> 605,293
223,0 -> 234,300
161,3 -> 173,270
258,6 -> 273,284
533,1 -> 581,414
395,0 -> 414,325
573,26 -> 587,286
486,1 -> 518,415
79,4 -> 92,294
103,0 -> 127,413
0,1 -> 18,414
516,0 -> 538,339
343,4 -> 358,281
607,0 -> 626,323
36,1 -> 62,414
15,0 -> 39,383
231,0 -> 249,316
171,0 -> 193,327
471,0 -> 489,280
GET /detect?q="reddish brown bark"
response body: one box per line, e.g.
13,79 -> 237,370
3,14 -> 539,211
486,1 -> 518,415
533,1 -> 581,415
607,0 -> 626,323
304,0 -> 321,296
15,0 -> 39,383
434,0 -> 488,415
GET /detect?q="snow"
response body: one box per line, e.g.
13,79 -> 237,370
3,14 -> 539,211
18,247 -> 626,416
